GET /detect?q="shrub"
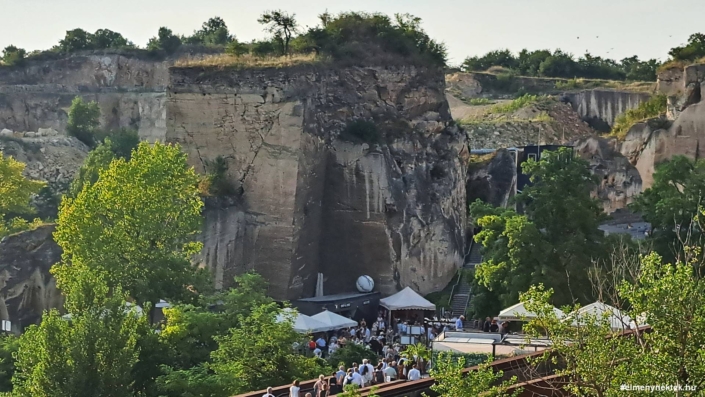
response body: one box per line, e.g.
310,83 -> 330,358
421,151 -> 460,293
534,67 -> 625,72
430,351 -> 489,368
328,343 -> 378,369
489,94 -> 543,114
1,45 -> 26,66
147,27 -> 182,55
611,94 -> 668,139
339,120 -> 380,144
668,33 -> 705,62
66,97 -> 101,147
203,156 -> 236,196
225,41 -> 250,56
250,40 -> 278,58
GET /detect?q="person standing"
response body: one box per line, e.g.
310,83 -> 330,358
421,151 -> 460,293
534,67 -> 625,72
263,387 -> 275,397
500,321 -> 510,338
362,359 -> 375,385
407,364 -> 421,381
290,380 -> 300,397
384,361 -> 398,382
373,363 -> 385,384
455,315 -> 464,331
490,320 -> 499,333
483,317 -> 491,332
313,375 -> 326,397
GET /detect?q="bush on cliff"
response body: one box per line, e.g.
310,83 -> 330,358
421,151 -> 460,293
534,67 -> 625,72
183,17 -> 233,46
1,45 -> 26,66
59,28 -> 132,53
610,94 -> 667,139
147,27 -> 183,55
302,11 -> 447,67
66,97 -> 101,147
668,33 -> 705,62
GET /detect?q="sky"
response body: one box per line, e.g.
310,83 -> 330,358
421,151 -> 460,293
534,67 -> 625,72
1,0 -> 704,66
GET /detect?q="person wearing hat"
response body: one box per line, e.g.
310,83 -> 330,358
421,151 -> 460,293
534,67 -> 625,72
455,315 -> 464,331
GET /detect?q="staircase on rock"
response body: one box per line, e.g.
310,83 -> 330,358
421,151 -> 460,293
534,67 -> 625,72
450,242 -> 483,317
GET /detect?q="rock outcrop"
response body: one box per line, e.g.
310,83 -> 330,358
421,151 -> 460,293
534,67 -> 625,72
167,64 -> 468,300
0,225 -> 63,332
572,136 -> 642,213
466,149 -> 517,209
0,54 -> 168,142
563,90 -> 652,131
618,63 -> 705,189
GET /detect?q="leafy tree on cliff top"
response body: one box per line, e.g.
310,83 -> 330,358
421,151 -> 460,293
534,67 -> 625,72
54,142 -> 207,306
1,45 -> 26,66
147,27 -> 183,55
184,17 -> 232,46
258,10 -> 299,55
630,155 -> 705,265
669,33 -> 705,62
11,264 -> 144,397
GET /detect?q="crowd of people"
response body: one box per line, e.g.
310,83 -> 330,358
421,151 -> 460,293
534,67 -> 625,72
274,310 -> 434,397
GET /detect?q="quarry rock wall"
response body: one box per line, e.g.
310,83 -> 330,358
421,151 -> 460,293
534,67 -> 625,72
0,55 -> 168,142
167,65 -> 468,300
563,90 -> 652,131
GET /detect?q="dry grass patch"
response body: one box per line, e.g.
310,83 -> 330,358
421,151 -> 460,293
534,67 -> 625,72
174,53 -> 321,69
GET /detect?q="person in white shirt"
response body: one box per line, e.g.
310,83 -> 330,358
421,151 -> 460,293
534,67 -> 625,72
313,347 -> 322,358
316,336 -> 327,348
343,369 -> 363,387
361,359 -> 375,385
263,386 -> 275,397
350,327 -> 357,337
289,380 -> 301,397
328,341 -> 339,356
364,327 -> 371,342
407,364 -> 421,381
455,315 -> 464,331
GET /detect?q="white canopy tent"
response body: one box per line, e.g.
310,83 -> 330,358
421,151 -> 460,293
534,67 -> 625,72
567,302 -> 632,330
380,287 -> 436,311
498,302 -> 565,321
311,310 -> 358,330
276,308 -> 333,333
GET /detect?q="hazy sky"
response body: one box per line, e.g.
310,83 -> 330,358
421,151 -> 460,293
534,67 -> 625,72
1,0 -> 704,66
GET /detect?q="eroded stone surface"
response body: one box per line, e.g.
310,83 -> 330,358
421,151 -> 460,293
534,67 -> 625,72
168,65 -> 468,300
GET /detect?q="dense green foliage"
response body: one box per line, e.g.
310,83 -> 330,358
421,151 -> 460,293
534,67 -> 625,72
183,17 -> 233,46
0,335 -> 19,392
147,27 -> 183,55
12,264 -> 144,397
328,342 -> 378,368
299,12 -> 446,67
611,94 -> 668,139
0,153 -> 46,237
668,33 -> 705,62
462,49 -> 660,81
519,245 -> 705,396
201,156 -> 236,196
54,142 -> 206,305
66,97 -> 101,147
258,10 -> 299,55
631,156 -> 705,264
429,353 -> 519,397
1,45 -> 26,66
470,148 -> 607,315
59,28 -> 131,53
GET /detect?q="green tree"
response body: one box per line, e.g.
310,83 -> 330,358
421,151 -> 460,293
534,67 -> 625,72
147,27 -> 183,54
327,343 -> 378,369
258,10 -> 299,55
210,304 -> 330,394
91,29 -> 129,49
471,148 -> 606,315
1,45 -> 26,66
59,28 -> 93,52
521,244 -> 705,396
429,353 -> 519,397
54,142 -> 206,306
631,155 -> 705,264
339,384 -> 380,397
0,335 -> 19,392
0,153 -> 45,217
185,17 -> 232,46
11,265 -> 144,397
669,33 -> 705,62
66,96 -> 101,147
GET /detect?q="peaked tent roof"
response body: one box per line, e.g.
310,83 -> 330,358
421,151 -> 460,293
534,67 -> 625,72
311,310 -> 358,330
498,302 -> 565,321
380,287 -> 436,311
276,308 -> 333,333
567,301 -> 632,330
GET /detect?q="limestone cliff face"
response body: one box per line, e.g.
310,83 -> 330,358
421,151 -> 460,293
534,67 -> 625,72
563,90 -> 652,131
466,149 -> 517,209
0,225 -> 63,332
619,64 -> 705,189
572,136 -> 642,213
167,65 -> 467,300
0,54 -> 168,142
